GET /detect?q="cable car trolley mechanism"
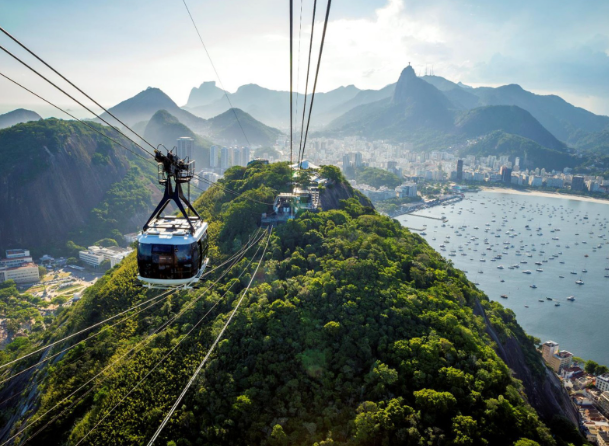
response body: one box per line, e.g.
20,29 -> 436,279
137,150 -> 209,289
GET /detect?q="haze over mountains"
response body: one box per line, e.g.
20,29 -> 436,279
0,108 -> 41,130
98,87 -> 282,148
2,64 -> 608,166
181,69 -> 609,153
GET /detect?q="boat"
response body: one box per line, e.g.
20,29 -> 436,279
530,284 -> 537,289
567,296 -> 575,301
559,275 -> 564,278
522,270 -> 532,274
576,279 -> 584,285
555,302 -> 560,306
500,294 -> 508,299
538,299 -> 544,302
546,297 -> 552,300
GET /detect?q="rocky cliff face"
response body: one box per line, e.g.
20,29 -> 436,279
0,119 -> 131,252
319,179 -> 372,210
473,299 -> 579,425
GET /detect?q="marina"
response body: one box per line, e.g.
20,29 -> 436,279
397,190 -> 609,365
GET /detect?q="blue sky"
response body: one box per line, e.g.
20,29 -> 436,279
1,0 -> 608,116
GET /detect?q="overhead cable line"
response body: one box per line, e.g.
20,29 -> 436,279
181,0 -> 252,148
0,289 -> 175,386
0,26 -> 158,154
147,228 -> 272,445
293,0 -> 304,155
299,0 -> 332,168
289,0 -> 294,165
0,71 -> 154,164
0,288 -> 174,371
0,71 -> 273,206
0,43 -> 155,158
0,239 -> 255,386
75,231 -> 269,445
0,31 -> 273,206
2,230 -> 266,446
297,0 -> 318,164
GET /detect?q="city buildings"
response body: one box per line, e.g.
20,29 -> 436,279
0,249 -> 33,268
529,176 -> 543,187
0,249 -> 39,284
262,135 -> 608,196
541,340 -> 573,373
79,246 -> 133,268
396,183 -> 418,198
123,233 -> 139,244
210,145 -> 219,168
176,137 -> 194,161
597,374 -> 609,393
572,175 -> 585,192
500,166 -> 512,184
598,392 -> 609,417
196,171 -> 222,192
221,147 -> 230,171
0,263 -> 39,284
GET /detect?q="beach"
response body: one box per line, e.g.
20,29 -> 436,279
481,187 -> 609,205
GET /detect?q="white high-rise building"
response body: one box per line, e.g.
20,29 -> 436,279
220,147 -> 230,170
241,147 -> 251,166
210,145 -> 219,168
197,171 -> 222,192
231,147 -> 241,167
176,137 -> 194,161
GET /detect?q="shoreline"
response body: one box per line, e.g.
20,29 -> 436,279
480,187 -> 609,205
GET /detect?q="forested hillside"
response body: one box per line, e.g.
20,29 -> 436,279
0,118 -> 160,255
0,163 -> 584,446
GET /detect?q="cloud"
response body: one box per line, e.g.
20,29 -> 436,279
317,0 -> 609,114
1,0 -> 608,116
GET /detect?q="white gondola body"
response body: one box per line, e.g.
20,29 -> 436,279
137,216 -> 209,288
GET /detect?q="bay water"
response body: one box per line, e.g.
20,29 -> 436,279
397,190 -> 609,365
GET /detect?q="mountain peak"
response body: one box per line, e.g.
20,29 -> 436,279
0,108 -> 42,130
186,81 -> 226,108
392,65 -> 421,104
399,64 -> 417,79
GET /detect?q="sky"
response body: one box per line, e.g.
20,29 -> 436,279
1,0 -> 608,117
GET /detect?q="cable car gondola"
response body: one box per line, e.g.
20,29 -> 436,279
137,150 -> 209,289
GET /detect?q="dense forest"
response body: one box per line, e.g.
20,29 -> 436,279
0,163 -> 585,445
354,166 -> 402,189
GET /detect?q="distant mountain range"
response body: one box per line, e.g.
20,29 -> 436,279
184,82 -> 363,129
4,67 -> 608,163
98,87 -> 282,147
318,65 -> 609,169
181,73 -> 609,156
0,108 -> 41,129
